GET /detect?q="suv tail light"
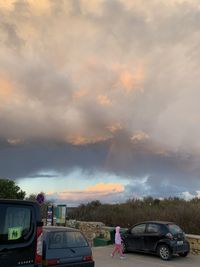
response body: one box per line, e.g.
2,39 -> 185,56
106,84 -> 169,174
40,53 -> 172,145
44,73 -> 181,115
35,226 -> 43,264
83,255 -> 93,261
43,259 -> 60,266
166,232 -> 173,239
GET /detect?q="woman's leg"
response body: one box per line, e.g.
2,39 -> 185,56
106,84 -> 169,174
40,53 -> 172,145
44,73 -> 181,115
119,244 -> 125,257
111,244 -> 119,256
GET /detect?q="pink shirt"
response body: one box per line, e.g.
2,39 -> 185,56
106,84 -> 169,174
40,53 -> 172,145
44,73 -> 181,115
115,232 -> 122,245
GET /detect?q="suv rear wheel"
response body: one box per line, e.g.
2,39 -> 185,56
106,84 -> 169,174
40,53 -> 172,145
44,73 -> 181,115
157,244 -> 171,260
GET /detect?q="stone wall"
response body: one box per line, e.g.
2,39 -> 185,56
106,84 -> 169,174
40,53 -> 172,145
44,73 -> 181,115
186,234 -> 200,255
66,220 -> 105,245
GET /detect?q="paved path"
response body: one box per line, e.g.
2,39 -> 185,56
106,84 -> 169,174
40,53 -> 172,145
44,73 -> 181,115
93,246 -> 200,267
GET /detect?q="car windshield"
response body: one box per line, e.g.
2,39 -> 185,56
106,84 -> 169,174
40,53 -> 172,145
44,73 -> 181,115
168,224 -> 183,235
49,231 -> 88,249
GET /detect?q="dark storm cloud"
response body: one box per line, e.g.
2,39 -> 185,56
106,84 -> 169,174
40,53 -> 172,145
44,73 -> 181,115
0,139 -> 108,179
1,132 -> 200,198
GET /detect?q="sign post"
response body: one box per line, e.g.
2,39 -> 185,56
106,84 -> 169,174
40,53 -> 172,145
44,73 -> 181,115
46,205 -> 54,226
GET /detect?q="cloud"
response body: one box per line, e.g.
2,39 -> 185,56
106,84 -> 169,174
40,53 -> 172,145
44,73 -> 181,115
97,94 -> 112,106
0,0 -> 198,150
46,182 -> 124,204
0,0 -> 200,201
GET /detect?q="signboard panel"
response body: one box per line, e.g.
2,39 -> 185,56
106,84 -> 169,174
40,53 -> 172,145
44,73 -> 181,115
55,205 -> 66,225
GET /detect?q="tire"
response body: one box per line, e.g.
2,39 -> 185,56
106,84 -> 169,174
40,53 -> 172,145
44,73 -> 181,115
178,252 -> 188,257
157,244 -> 172,260
121,240 -> 128,254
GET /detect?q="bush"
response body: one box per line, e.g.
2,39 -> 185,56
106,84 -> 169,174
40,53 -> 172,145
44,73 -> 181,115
69,197 -> 200,234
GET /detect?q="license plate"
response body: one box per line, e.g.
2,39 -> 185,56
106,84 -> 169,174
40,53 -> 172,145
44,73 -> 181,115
177,241 -> 183,245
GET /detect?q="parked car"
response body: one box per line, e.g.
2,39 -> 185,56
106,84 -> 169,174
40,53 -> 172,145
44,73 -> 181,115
42,226 -> 94,267
121,221 -> 190,260
0,199 -> 43,267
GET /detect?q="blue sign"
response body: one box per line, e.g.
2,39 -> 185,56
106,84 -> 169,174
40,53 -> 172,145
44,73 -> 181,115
36,193 -> 45,204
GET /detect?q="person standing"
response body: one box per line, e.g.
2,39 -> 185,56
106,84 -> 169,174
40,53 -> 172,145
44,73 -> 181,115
111,226 -> 125,259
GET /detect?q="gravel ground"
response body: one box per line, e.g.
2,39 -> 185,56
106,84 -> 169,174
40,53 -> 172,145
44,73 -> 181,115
93,245 -> 200,267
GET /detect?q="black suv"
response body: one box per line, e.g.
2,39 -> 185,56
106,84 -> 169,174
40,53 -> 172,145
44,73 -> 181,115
121,221 -> 190,260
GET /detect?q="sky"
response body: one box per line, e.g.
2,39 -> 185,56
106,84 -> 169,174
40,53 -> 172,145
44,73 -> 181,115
1,0 -> 200,206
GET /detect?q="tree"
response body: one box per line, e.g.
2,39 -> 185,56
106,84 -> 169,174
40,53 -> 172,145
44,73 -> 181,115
0,178 -> 26,199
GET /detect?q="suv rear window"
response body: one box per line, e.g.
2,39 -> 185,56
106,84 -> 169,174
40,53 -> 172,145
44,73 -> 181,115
0,205 -> 32,244
168,224 -> 183,235
49,231 -> 88,249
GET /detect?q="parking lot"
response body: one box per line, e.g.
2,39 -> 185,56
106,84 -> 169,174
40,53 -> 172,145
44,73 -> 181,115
93,246 -> 200,267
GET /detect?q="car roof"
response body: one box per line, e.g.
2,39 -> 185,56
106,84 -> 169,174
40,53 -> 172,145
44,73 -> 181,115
0,198 -> 39,206
135,221 -> 175,225
43,226 -> 80,232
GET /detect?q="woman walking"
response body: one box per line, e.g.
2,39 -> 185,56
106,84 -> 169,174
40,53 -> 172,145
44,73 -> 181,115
111,226 -> 125,259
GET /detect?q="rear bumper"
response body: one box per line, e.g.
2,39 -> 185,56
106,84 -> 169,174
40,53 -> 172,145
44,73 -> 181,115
47,261 -> 95,267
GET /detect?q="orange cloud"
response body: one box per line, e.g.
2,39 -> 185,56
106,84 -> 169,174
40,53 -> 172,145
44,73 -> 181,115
69,135 -> 87,145
97,94 -> 112,106
107,123 -> 122,133
0,75 -> 19,111
0,0 -> 50,13
85,183 -> 124,193
120,70 -> 134,92
69,135 -> 110,145
131,131 -> 149,142
119,66 -> 144,93
0,75 -> 14,99
73,89 -> 89,99
0,74 -> 29,109
112,63 -> 144,93
47,182 -> 124,202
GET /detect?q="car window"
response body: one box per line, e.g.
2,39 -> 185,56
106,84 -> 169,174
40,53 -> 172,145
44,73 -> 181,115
146,223 -> 160,233
49,232 -> 63,249
49,231 -> 88,249
131,224 -> 146,234
0,205 -> 32,244
168,224 -> 183,234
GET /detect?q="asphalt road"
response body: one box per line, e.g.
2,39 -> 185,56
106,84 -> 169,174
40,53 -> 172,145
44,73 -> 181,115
93,246 -> 200,267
